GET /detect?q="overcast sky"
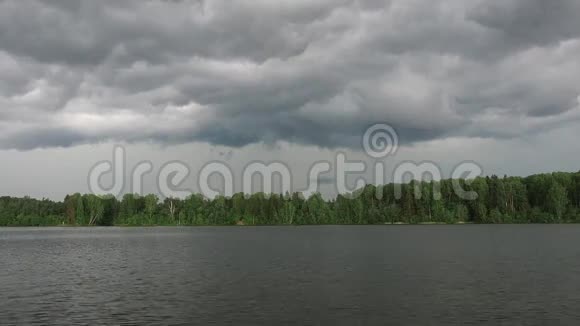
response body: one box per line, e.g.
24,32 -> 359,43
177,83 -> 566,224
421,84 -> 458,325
1,0 -> 580,200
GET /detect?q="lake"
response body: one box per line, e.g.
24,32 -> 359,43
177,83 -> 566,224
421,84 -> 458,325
1,225 -> 580,325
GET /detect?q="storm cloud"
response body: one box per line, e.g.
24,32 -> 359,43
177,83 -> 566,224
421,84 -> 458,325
1,0 -> 580,150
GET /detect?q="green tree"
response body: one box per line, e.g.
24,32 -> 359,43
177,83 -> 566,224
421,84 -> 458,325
76,194 -> 86,225
547,182 -> 568,221
85,195 -> 104,226
144,194 -> 159,224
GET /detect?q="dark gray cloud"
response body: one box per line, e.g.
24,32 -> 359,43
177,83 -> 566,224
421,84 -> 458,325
468,0 -> 580,47
1,0 -> 579,150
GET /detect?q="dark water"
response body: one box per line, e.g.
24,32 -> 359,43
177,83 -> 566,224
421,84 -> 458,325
1,226 -> 580,325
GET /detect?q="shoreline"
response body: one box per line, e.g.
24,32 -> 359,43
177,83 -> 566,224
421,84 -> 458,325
5,222 -> 580,228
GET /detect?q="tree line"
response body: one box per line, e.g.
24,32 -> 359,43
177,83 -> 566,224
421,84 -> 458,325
1,171 -> 580,226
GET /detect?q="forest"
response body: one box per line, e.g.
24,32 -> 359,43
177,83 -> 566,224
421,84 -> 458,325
1,171 -> 579,226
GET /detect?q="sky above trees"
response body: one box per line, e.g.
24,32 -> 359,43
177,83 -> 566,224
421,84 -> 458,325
1,0 -> 580,199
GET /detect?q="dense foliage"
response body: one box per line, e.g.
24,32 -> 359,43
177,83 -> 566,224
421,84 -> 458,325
2,172 -> 580,226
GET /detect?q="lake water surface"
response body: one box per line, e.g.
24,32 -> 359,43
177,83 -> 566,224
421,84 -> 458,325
1,225 -> 580,325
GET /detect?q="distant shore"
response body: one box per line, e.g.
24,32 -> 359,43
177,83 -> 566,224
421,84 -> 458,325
11,221 -> 580,228
3,171 -> 579,226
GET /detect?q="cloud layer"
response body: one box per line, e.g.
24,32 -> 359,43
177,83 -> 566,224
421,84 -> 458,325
1,0 -> 580,150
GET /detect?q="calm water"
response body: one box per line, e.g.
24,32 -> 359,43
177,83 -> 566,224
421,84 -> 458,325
1,226 -> 580,325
